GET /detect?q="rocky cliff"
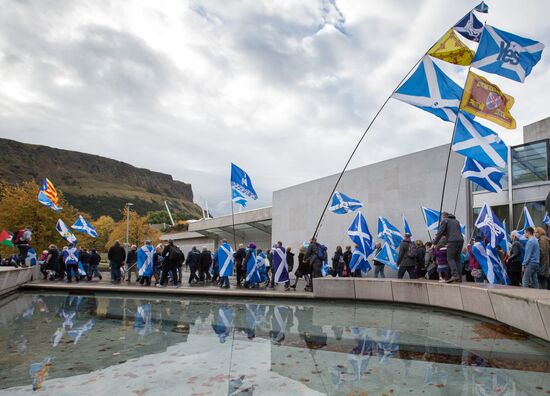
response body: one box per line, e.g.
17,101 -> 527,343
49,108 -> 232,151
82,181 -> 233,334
0,138 -> 203,220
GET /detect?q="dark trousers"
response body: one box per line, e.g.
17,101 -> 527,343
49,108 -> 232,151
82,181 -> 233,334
188,263 -> 199,283
446,241 -> 464,279
220,276 -> 230,288
140,276 -> 151,286
90,264 -> 102,280
539,275 -> 548,290
160,262 -> 178,286
236,262 -> 244,285
66,263 -> 79,282
509,271 -> 522,286
17,244 -> 29,266
126,262 -> 138,281
110,261 -> 121,282
398,266 -> 417,279
352,269 -> 362,277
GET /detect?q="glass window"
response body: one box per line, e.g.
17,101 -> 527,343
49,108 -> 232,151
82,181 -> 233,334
512,201 -> 546,230
511,140 -> 549,186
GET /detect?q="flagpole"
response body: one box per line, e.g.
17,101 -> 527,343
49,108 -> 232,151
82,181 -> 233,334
312,9 -> 477,242
230,196 -> 237,251
453,175 -> 462,214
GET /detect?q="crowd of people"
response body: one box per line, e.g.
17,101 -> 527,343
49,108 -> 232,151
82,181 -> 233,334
2,212 -> 549,291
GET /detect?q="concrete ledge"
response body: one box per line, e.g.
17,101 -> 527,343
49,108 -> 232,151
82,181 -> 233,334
312,277 -> 356,299
0,267 -> 36,298
426,282 -> 463,311
354,278 -> 393,301
459,284 -> 497,319
390,279 -> 429,305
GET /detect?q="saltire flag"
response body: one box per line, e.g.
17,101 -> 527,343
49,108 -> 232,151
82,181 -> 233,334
77,261 -> 87,277
349,249 -> 371,273
245,248 -> 261,286
56,219 -> 77,244
452,112 -> 508,168
71,215 -> 98,238
231,163 -> 258,200
500,219 -> 512,255
461,224 -> 466,238
273,246 -> 290,284
422,207 -> 441,232
428,29 -> 475,66
461,157 -> 504,193
38,178 -> 62,211
544,212 -> 550,226
67,319 -> 95,344
213,307 -> 233,343
516,206 -> 535,240
321,260 -> 330,277
460,71 -> 516,129
472,25 -> 545,83
454,11 -> 483,42
26,247 -> 37,267
0,230 -> 14,247
377,217 -> 403,249
402,215 -> 413,238
348,212 -> 375,256
475,203 -> 506,248
474,1 -> 488,13
373,243 -> 399,271
472,242 -> 510,285
392,55 -> 463,123
137,244 -> 155,277
232,188 -> 248,207
270,306 -> 290,343
217,242 -> 234,277
329,191 -> 363,214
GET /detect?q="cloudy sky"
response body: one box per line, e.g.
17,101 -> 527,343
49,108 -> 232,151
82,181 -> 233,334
1,0 -> 549,216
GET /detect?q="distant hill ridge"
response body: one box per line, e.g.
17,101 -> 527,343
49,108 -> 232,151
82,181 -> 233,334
1,138 -> 203,220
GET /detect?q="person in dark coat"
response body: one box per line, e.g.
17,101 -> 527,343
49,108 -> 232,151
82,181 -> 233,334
396,233 -> 417,279
125,245 -> 138,283
291,245 -> 311,290
433,212 -> 464,283
305,238 -> 324,280
199,247 -> 213,283
79,248 -> 92,281
45,244 -> 59,280
159,240 -> 180,288
331,246 -> 345,277
507,232 -> 523,286
108,240 -> 126,283
186,246 -> 201,284
233,244 -> 247,288
415,240 -> 426,279
90,248 -> 102,281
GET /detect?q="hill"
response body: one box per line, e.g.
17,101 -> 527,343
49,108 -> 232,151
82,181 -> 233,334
0,138 -> 203,221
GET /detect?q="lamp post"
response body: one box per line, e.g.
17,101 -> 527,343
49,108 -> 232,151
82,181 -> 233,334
125,203 -> 134,257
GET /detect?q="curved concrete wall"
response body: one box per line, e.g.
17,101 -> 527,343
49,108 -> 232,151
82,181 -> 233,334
0,266 -> 38,298
313,278 -> 550,341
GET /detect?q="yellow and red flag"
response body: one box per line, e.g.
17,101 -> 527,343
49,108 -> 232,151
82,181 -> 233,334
38,178 -> 62,211
428,29 -> 475,66
460,71 -> 516,129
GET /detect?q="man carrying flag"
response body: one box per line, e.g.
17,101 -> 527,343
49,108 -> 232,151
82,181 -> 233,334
62,243 -> 80,283
244,243 -> 261,288
272,241 -> 290,290
137,240 -> 155,286
433,212 -> 464,283
215,239 -> 234,289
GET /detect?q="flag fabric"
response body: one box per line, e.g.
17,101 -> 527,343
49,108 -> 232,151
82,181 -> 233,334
490,245 -> 510,285
56,219 -> 77,244
377,217 -> 403,249
428,29 -> 475,66
71,215 -> 98,238
454,11 -> 483,42
402,215 -> 413,237
471,242 -> 497,284
452,112 -> 508,168
231,163 -> 258,200
461,224 -> 466,238
232,188 -> 248,207
273,246 -> 290,284
392,55 -> 463,123
460,71 -> 516,129
472,25 -> 545,83
38,178 -> 62,211
134,305 -> 152,338
348,212 -> 376,257
213,307 -> 233,343
461,157 -> 504,193
422,207 -> 441,233
245,248 -> 261,286
349,249 -> 371,273
137,244 -> 155,277
329,191 -> 363,214
474,1 -> 488,13
373,243 -> 399,271
475,203 -> 506,248
26,247 -> 37,267
217,242 -> 234,277
0,230 -> 13,247
501,219 -> 512,255
544,212 -> 550,226
516,206 -> 535,240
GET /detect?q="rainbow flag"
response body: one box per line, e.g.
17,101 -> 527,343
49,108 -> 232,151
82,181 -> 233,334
0,230 -> 14,247
38,178 -> 62,211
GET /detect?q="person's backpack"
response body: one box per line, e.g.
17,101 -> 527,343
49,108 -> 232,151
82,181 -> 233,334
12,229 -> 24,245
407,242 -> 417,259
170,245 -> 185,265
317,244 -> 327,261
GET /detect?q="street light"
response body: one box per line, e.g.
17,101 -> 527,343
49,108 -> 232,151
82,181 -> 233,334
125,203 -> 134,255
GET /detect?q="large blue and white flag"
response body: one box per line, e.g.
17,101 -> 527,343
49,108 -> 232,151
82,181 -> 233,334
452,112 -> 508,168
217,242 -> 234,277
273,246 -> 290,284
475,203 -> 506,248
329,191 -> 363,214
232,188 -> 248,207
56,219 -> 77,244
245,248 -> 261,286
471,242 -> 496,284
392,55 -> 463,123
348,212 -> 375,257
377,217 -> 403,249
373,243 -> 399,271
454,11 -> 483,42
516,206 -> 536,240
501,219 -> 512,255
422,207 -> 441,233
137,244 -> 155,277
472,25 -> 545,83
71,215 -> 98,238
26,247 -> 37,267
544,212 -> 550,226
231,163 -> 258,200
461,157 -> 504,193
474,1 -> 488,13
349,249 -> 371,273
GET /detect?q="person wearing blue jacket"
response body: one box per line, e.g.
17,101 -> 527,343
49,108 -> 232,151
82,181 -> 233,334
522,227 -> 540,288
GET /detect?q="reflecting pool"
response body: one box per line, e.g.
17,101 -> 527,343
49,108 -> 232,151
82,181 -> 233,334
0,291 -> 549,395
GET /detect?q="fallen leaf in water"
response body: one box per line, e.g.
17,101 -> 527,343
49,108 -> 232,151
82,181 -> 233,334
112,352 -> 120,356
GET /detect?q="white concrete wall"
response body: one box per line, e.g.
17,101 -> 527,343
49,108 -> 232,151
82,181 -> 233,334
272,144 -> 468,275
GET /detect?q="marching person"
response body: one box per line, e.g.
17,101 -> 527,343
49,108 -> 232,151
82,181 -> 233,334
63,243 -> 80,283
522,227 -> 540,288
138,241 -> 155,286
290,245 -> 310,290
89,248 -> 102,281
507,232 -> 523,286
108,240 -> 125,284
396,233 -> 417,279
159,240 -> 181,288
199,247 -> 212,284
244,243 -> 261,288
535,227 -> 550,289
186,246 -> 201,285
373,243 -> 385,278
234,244 -> 247,288
216,239 -> 234,289
125,245 -> 139,283
432,212 -> 464,283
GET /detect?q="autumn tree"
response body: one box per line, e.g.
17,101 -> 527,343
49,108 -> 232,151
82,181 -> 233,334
106,208 -> 160,249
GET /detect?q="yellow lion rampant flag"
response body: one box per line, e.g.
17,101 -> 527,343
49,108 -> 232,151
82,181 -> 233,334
460,71 -> 516,129
428,29 -> 475,66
